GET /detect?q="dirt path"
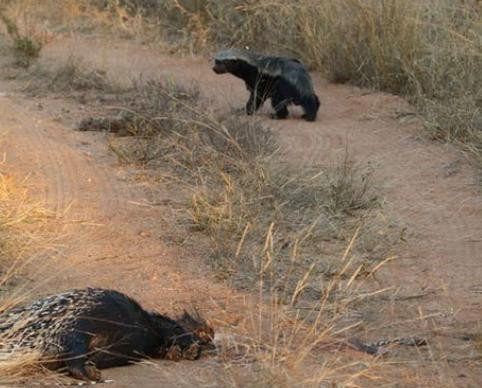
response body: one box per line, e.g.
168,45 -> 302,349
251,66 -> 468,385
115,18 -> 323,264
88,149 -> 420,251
1,35 -> 481,386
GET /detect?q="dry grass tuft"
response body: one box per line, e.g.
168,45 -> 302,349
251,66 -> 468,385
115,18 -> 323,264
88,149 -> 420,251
0,170 -> 61,384
0,348 -> 67,386
22,55 -> 120,98
0,348 -> 74,386
0,350 -> 42,385
0,7 -> 42,67
0,171 -> 49,281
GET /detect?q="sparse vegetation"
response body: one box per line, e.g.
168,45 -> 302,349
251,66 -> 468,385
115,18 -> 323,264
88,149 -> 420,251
0,172 -> 46,282
87,78 -> 398,301
22,55 -> 118,97
0,163 -> 57,384
0,8 -> 42,67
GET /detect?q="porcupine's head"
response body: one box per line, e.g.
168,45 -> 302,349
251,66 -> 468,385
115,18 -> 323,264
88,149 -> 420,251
151,310 -> 215,361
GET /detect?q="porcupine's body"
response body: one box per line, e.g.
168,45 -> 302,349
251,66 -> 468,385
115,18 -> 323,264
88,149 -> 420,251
213,49 -> 320,121
0,288 -> 214,381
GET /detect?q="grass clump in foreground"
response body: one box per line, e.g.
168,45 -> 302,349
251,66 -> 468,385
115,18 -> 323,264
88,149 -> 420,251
0,173 -> 46,281
0,172 -> 60,385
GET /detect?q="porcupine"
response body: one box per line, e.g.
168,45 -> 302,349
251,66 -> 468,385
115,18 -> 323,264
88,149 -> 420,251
0,288 -> 214,383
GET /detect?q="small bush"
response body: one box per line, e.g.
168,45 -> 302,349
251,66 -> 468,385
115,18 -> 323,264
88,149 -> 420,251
11,35 -> 41,67
23,56 -> 120,97
0,9 -> 42,67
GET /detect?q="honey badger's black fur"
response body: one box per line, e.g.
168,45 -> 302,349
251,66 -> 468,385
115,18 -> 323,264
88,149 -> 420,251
213,49 -> 320,121
0,288 -> 214,382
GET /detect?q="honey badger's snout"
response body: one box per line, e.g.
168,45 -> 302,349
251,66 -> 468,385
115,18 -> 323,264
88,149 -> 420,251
212,60 -> 227,74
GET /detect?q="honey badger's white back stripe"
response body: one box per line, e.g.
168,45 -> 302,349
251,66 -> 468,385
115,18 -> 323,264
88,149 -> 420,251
214,48 -> 256,65
214,49 -> 316,97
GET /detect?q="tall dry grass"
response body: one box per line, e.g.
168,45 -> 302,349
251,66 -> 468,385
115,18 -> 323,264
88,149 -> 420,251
0,172 -> 48,283
0,170 -> 60,384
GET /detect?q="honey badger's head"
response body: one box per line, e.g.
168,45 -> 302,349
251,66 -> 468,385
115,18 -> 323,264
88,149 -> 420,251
213,49 -> 251,74
212,58 -> 229,74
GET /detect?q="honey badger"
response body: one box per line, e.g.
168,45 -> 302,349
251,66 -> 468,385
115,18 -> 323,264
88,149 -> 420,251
0,288 -> 214,382
213,48 -> 320,121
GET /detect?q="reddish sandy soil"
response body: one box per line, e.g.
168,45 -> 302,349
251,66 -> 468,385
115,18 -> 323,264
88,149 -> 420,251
0,35 -> 481,386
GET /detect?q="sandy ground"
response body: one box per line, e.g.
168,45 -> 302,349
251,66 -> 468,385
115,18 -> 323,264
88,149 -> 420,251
0,35 -> 481,386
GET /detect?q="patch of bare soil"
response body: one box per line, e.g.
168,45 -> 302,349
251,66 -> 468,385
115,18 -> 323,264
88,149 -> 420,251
1,35 -> 481,386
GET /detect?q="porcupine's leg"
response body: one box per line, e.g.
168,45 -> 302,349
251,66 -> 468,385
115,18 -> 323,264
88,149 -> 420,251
64,333 -> 102,381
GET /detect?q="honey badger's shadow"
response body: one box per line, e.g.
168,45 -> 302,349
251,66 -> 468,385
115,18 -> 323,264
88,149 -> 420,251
0,288 -> 215,382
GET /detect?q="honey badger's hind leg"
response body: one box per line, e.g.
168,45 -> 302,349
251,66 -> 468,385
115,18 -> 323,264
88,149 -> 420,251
62,333 -> 102,382
270,94 -> 290,119
270,81 -> 292,119
301,95 -> 320,122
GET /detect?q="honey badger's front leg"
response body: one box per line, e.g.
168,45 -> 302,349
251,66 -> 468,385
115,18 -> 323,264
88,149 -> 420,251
246,91 -> 264,115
